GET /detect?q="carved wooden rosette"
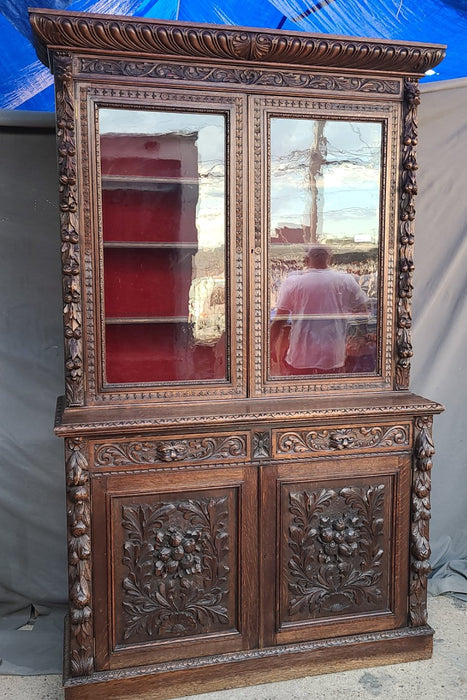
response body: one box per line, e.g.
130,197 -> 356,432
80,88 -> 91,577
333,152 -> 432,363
65,437 -> 93,676
395,78 -> 420,390
54,53 -> 83,407
409,416 -> 435,626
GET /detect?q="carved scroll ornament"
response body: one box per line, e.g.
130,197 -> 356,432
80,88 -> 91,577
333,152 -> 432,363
78,58 -> 400,95
65,438 -> 93,676
94,435 -> 248,467
276,424 -> 410,456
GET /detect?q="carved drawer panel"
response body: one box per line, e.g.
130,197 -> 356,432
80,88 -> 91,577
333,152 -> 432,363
272,422 -> 412,460
261,455 -> 410,646
92,466 -> 257,669
91,431 -> 250,470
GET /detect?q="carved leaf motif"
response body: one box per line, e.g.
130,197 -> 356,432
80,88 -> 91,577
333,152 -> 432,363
121,496 -> 232,641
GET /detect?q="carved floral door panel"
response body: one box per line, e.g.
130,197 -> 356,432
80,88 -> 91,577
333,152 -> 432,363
260,455 -> 410,646
92,466 -> 258,669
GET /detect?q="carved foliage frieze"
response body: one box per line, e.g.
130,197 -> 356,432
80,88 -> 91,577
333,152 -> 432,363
78,58 -> 400,95
410,416 -> 435,626
396,78 -> 420,389
65,437 -> 93,676
276,424 -> 410,457
285,485 -> 386,620
94,435 -> 248,467
121,496 -> 233,642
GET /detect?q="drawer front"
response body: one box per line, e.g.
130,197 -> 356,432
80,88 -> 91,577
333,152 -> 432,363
91,431 -> 251,471
272,422 -> 412,460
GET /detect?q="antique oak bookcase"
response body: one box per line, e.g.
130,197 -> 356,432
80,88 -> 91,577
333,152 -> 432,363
29,9 -> 445,699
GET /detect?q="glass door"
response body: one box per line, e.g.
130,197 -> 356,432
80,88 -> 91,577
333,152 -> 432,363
97,107 -> 233,388
269,117 -> 382,379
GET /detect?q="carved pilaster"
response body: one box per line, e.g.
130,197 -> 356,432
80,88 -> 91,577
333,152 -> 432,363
54,53 -> 83,406
65,437 -> 93,676
395,78 -> 420,389
409,416 -> 435,626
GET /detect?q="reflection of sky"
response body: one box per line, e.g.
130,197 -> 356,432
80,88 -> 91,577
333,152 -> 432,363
99,108 -> 225,249
271,118 -> 381,242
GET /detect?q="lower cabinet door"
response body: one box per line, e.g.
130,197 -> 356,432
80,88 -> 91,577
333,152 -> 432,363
92,465 -> 258,669
260,454 -> 410,646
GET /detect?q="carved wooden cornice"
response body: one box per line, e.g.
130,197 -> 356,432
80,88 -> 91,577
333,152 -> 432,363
29,9 -> 445,77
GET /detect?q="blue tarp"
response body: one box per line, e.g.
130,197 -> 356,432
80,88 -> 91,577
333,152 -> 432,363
0,1 -> 465,111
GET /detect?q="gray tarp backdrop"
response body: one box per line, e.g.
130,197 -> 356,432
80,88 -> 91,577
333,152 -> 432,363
0,77 -> 466,674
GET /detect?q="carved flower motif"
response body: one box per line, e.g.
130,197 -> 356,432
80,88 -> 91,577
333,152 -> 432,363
317,513 -> 361,560
153,526 -> 202,579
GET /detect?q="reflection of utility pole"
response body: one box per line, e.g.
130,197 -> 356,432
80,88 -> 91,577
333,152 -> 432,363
307,121 -> 327,243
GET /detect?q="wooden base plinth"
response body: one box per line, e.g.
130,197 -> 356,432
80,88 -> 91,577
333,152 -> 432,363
63,625 -> 433,700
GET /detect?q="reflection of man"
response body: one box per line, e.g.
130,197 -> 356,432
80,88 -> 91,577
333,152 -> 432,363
270,243 -> 368,375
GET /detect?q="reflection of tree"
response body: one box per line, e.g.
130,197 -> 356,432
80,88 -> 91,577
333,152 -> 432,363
309,121 -> 327,243
271,120 -> 380,242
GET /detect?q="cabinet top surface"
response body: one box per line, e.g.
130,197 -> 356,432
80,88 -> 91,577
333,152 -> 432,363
55,392 -> 444,436
29,8 -> 445,77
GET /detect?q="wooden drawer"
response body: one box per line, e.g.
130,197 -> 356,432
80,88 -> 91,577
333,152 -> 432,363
90,431 -> 251,471
272,422 -> 412,460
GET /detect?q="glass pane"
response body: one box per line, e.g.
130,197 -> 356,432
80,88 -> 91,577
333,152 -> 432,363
98,108 -> 227,384
269,118 -> 381,378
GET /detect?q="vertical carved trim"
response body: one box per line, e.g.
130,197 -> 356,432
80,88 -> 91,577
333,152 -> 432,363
65,437 -> 93,676
55,53 -> 84,406
395,78 -> 419,389
409,416 -> 434,626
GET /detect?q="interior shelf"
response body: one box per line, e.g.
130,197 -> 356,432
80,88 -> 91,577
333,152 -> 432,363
103,241 -> 198,249
102,175 -> 199,191
105,316 -> 191,324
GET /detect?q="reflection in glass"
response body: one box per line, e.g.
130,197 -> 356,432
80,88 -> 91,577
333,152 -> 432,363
269,118 -> 381,377
99,108 -> 227,384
